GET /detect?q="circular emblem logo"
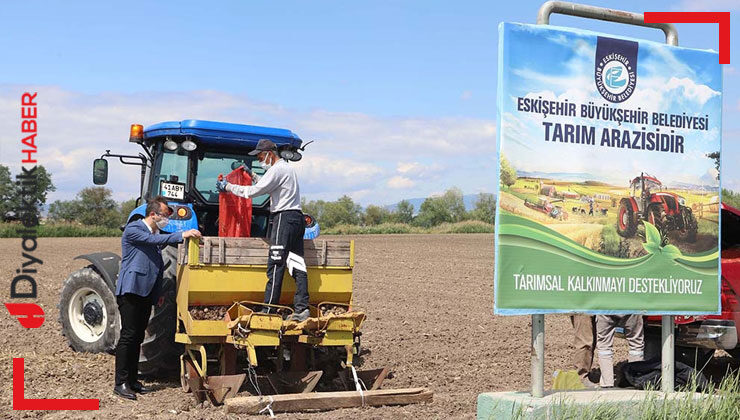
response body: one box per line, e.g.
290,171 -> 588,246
595,53 -> 636,103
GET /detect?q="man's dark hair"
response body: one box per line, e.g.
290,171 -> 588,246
146,196 -> 169,217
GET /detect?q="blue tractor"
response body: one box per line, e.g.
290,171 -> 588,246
58,120 -> 318,376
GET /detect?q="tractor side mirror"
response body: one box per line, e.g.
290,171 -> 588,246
93,159 -> 108,185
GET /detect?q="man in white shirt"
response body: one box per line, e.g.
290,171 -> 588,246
216,139 -> 309,322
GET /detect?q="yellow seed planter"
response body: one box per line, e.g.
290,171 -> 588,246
174,236 -> 363,398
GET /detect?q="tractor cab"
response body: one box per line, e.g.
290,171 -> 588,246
93,120 -> 306,237
629,173 -> 663,213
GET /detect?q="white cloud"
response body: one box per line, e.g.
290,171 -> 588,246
0,85 -> 496,206
460,90 -> 473,100
397,162 -> 422,174
298,110 -> 496,158
386,176 -> 416,189
664,77 -> 721,105
294,155 -> 383,193
396,161 -> 444,178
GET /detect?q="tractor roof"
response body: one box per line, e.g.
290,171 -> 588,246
143,120 -> 303,149
631,175 -> 662,186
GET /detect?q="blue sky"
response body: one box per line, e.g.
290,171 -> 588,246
0,0 -> 737,205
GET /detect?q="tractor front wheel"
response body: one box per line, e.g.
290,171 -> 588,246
646,205 -> 664,231
59,266 -> 120,353
616,201 -> 637,238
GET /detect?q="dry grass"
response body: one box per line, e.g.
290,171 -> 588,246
549,224 -> 603,250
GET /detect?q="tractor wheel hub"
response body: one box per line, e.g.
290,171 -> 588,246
83,300 -> 104,326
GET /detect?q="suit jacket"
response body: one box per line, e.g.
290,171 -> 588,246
116,220 -> 184,298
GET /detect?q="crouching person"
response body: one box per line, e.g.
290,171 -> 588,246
595,314 -> 645,387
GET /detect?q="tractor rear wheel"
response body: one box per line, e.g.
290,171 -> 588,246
138,245 -> 182,377
616,200 -> 637,238
678,207 -> 698,243
59,266 -> 120,354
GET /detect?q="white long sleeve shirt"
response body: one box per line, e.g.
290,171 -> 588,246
226,159 -> 302,213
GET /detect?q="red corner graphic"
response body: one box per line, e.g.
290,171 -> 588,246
644,12 -> 731,64
13,358 -> 99,410
4,303 -> 45,329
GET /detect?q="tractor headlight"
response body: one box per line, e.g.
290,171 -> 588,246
181,139 -> 197,151
678,196 -> 686,206
163,138 -> 178,151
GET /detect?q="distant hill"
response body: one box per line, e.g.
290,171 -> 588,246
518,170 -> 718,193
384,193 -> 493,215
668,181 -> 718,192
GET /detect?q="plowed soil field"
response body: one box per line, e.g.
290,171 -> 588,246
1,235 -> 737,419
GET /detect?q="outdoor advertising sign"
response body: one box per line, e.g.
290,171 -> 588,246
494,23 -> 722,315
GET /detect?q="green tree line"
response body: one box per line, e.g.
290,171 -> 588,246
1,163 -> 135,229
302,187 -> 496,229
47,187 -> 137,228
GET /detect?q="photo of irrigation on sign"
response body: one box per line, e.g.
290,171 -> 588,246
495,23 -> 722,315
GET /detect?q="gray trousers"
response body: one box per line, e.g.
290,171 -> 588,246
570,315 -> 595,379
596,315 -> 645,387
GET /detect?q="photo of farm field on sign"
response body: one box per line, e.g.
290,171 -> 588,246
498,170 -> 719,259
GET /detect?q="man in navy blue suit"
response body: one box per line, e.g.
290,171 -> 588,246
113,196 -> 200,400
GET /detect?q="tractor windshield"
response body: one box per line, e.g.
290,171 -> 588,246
645,179 -> 662,190
195,152 -> 268,205
154,149 -> 189,189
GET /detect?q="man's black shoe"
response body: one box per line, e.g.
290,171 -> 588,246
113,383 -> 137,400
130,381 -> 153,394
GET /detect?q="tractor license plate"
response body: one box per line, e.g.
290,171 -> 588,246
160,181 -> 185,200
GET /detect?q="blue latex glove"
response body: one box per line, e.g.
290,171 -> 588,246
216,179 -> 229,192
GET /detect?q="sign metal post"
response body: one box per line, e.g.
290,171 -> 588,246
531,314 -> 545,397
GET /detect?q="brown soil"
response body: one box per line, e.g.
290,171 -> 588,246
1,235 -> 737,419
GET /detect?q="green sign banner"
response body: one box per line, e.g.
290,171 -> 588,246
494,23 -> 721,315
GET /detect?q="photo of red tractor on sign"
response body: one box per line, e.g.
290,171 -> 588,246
617,173 -> 698,244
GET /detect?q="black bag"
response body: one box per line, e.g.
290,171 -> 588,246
622,358 -> 709,391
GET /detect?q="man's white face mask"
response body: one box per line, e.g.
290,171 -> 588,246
155,216 -> 169,230
260,153 -> 273,170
